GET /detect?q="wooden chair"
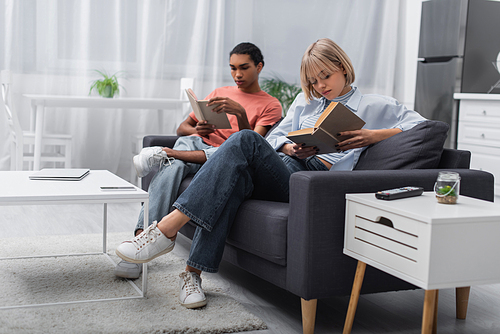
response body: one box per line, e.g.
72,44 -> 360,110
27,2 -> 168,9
1,70 -> 72,170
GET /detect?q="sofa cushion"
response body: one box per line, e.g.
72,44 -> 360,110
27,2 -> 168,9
226,199 -> 289,266
178,176 -> 289,266
354,120 -> 449,170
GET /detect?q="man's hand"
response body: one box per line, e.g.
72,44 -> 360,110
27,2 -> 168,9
281,143 -> 318,160
206,96 -> 251,131
194,120 -> 215,137
162,147 -> 207,164
207,96 -> 246,117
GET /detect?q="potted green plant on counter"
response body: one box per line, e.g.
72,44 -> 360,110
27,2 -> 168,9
89,70 -> 125,98
261,74 -> 301,116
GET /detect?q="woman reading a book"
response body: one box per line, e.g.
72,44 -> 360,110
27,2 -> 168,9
116,38 -> 426,308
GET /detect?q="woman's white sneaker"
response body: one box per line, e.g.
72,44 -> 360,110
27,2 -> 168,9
115,221 -> 175,263
179,271 -> 207,309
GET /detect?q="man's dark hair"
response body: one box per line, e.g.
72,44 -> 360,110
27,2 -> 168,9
230,42 -> 264,68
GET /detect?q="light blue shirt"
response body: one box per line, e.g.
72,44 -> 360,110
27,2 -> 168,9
266,86 -> 426,171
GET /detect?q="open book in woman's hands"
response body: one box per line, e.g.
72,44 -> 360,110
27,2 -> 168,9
186,88 -> 232,129
286,102 -> 365,153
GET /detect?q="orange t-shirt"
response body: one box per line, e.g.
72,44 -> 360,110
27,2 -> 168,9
189,86 -> 282,147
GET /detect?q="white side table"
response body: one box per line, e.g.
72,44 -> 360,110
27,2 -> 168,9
342,192 -> 500,334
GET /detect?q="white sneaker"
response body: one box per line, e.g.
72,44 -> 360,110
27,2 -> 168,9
114,260 -> 142,279
133,146 -> 173,178
179,271 -> 207,309
115,221 -> 175,263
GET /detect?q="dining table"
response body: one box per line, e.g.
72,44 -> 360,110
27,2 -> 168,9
23,94 -> 189,170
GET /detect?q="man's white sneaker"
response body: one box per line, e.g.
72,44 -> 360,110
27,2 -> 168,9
114,260 -> 142,279
133,146 -> 172,178
115,221 -> 175,263
179,271 -> 207,309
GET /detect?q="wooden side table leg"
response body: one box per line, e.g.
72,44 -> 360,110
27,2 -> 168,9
456,286 -> 471,320
433,290 -> 439,334
343,261 -> 367,334
422,289 -> 439,334
301,298 -> 317,334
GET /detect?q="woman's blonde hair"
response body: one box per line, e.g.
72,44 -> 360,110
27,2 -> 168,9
300,38 -> 355,102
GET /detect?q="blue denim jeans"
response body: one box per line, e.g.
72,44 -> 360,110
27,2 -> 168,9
135,136 -> 213,234
173,130 -> 329,273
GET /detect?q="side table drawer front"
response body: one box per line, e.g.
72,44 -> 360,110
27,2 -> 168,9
458,100 -> 500,122
354,216 -> 418,261
458,123 -> 500,147
346,202 -> 429,281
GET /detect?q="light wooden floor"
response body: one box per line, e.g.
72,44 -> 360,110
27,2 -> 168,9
1,202 -> 500,334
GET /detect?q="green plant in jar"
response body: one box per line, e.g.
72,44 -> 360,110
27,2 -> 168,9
436,185 -> 458,204
436,185 -> 457,197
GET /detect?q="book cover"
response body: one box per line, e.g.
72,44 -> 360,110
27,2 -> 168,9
286,101 -> 365,154
185,88 -> 231,129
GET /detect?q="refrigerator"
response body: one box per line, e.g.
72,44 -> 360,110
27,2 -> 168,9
414,0 -> 500,148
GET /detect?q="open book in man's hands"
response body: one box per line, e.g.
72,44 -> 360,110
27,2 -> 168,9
286,101 -> 365,154
185,88 -> 232,129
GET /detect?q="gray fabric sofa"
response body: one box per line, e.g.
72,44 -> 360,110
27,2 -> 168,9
140,121 -> 494,333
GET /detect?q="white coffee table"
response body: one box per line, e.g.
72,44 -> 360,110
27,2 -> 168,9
342,192 -> 500,334
0,170 -> 149,309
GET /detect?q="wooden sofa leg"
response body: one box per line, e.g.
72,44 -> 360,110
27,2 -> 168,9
456,286 -> 471,320
301,298 -> 317,334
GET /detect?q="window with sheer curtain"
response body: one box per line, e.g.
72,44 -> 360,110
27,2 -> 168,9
0,0 -> 420,180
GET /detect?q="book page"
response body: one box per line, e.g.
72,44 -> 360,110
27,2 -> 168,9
286,128 -> 339,154
186,88 -> 205,122
287,128 -> 315,136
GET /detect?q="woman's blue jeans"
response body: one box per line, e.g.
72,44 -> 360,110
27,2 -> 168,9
172,130 -> 328,273
135,136 -> 210,234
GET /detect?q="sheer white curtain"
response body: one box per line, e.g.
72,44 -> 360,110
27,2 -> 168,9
0,0 -> 420,180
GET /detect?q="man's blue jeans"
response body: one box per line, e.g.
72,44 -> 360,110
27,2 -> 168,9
172,130 -> 328,273
135,136 -> 212,234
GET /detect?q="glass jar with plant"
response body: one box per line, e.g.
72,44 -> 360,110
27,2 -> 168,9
89,70 -> 125,98
434,171 -> 460,204
261,74 -> 301,116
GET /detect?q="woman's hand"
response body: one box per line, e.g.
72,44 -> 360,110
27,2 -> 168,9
335,128 -> 402,151
281,143 -> 319,159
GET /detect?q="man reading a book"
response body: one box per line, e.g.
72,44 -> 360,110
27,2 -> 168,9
114,42 -> 282,282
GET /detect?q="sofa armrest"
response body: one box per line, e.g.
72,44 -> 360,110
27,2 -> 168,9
143,135 -> 179,149
285,169 -> 494,300
438,148 -> 471,168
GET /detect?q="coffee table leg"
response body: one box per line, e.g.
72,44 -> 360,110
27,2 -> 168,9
103,203 -> 108,253
142,199 -> 149,297
422,289 -> 439,334
343,261 -> 366,334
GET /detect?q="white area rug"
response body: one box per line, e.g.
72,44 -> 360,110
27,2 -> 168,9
0,232 -> 266,333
